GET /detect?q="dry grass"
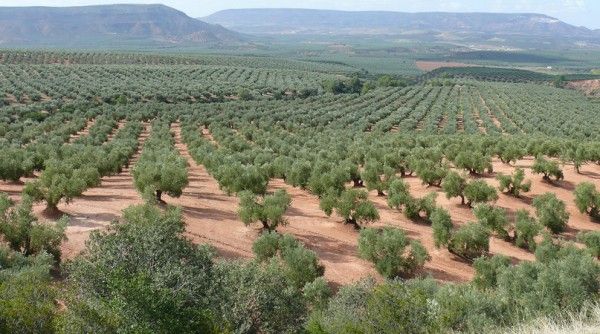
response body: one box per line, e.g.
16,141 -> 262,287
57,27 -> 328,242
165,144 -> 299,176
501,305 -> 600,334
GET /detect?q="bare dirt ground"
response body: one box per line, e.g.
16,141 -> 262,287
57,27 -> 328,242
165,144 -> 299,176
1,125 -> 600,286
565,79 -> 600,97
68,118 -> 96,143
416,61 -> 476,72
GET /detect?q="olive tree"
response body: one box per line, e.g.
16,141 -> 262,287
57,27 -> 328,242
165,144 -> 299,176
413,159 -> 448,187
464,180 -> 498,208
0,193 -> 67,261
442,171 -> 467,205
513,209 -> 541,251
532,156 -> 563,182
404,192 -> 438,222
133,151 -> 189,203
252,233 -> 325,289
0,147 -> 34,182
362,160 -> 392,196
448,222 -> 490,261
238,189 -> 292,232
387,179 -> 411,210
496,168 -> 531,197
473,204 -> 509,240
321,189 -> 379,228
431,207 -> 453,248
23,159 -> 100,212
574,182 -> 600,220
533,192 -> 569,234
358,227 -> 430,279
454,151 -> 493,175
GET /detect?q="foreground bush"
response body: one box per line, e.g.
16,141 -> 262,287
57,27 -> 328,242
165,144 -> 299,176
358,227 -> 430,279
60,204 -> 316,333
0,193 -> 67,261
448,222 -> 490,260
310,240 -> 600,334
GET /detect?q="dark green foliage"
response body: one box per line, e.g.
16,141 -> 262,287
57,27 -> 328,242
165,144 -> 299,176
0,147 -> 34,182
414,160 -> 448,187
238,189 -> 292,231
498,244 -> 600,316
442,171 -> 467,205
578,231 -> 600,258
448,222 -> 490,260
358,227 -> 430,279
386,178 -> 411,210
496,168 -> 531,197
24,159 -> 101,210
453,151 -> 492,175
404,192 -> 438,221
322,77 -> 363,95
533,192 -> 569,234
473,204 -> 509,240
60,204 -> 218,333
532,156 -> 564,181
132,122 -> 188,202
0,193 -> 67,261
574,182 -> 600,220
251,231 -> 280,261
321,189 -> 379,227
464,180 -> 498,207
252,233 -> 325,289
361,160 -> 393,196
431,207 -> 453,248
303,277 -> 332,311
514,209 -> 541,251
0,247 -> 57,334
473,255 -> 511,289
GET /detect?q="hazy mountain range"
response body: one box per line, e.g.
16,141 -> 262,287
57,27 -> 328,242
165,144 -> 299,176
0,4 -> 598,49
203,8 -> 600,48
0,4 -> 241,47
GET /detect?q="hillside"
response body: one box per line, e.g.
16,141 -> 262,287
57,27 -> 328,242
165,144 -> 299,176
204,9 -> 600,48
0,4 -> 242,47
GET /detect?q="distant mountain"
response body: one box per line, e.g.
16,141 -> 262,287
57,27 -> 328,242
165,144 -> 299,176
204,9 -> 600,47
0,4 -> 242,47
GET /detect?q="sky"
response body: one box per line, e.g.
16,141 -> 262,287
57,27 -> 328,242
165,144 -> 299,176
1,0 -> 599,29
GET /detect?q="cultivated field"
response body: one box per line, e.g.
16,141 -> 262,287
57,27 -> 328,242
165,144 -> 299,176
2,50 -> 600,332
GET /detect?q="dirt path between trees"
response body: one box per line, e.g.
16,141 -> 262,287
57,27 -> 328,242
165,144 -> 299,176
58,122 -> 150,258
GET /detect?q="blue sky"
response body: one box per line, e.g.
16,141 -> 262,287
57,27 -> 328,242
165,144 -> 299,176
2,0 -> 599,29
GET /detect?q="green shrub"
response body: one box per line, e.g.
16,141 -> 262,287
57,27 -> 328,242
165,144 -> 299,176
442,171 -> 467,205
431,207 -> 453,248
238,189 -> 292,232
358,227 -> 430,279
514,209 -> 541,251
448,222 -> 490,260
578,231 -> 600,258
473,255 -> 511,289
533,192 -> 569,234
464,180 -> 498,207
496,168 -> 531,197
574,182 -> 600,220
473,204 -> 509,240
532,156 -> 563,181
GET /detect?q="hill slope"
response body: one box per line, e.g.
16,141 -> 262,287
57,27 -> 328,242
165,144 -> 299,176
0,4 -> 242,47
204,9 -> 600,47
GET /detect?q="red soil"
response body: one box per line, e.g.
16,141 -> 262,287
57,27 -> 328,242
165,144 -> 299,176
1,125 -> 599,287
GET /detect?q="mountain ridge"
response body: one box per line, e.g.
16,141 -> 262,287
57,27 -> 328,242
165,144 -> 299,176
0,4 -> 242,47
203,8 -> 600,44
